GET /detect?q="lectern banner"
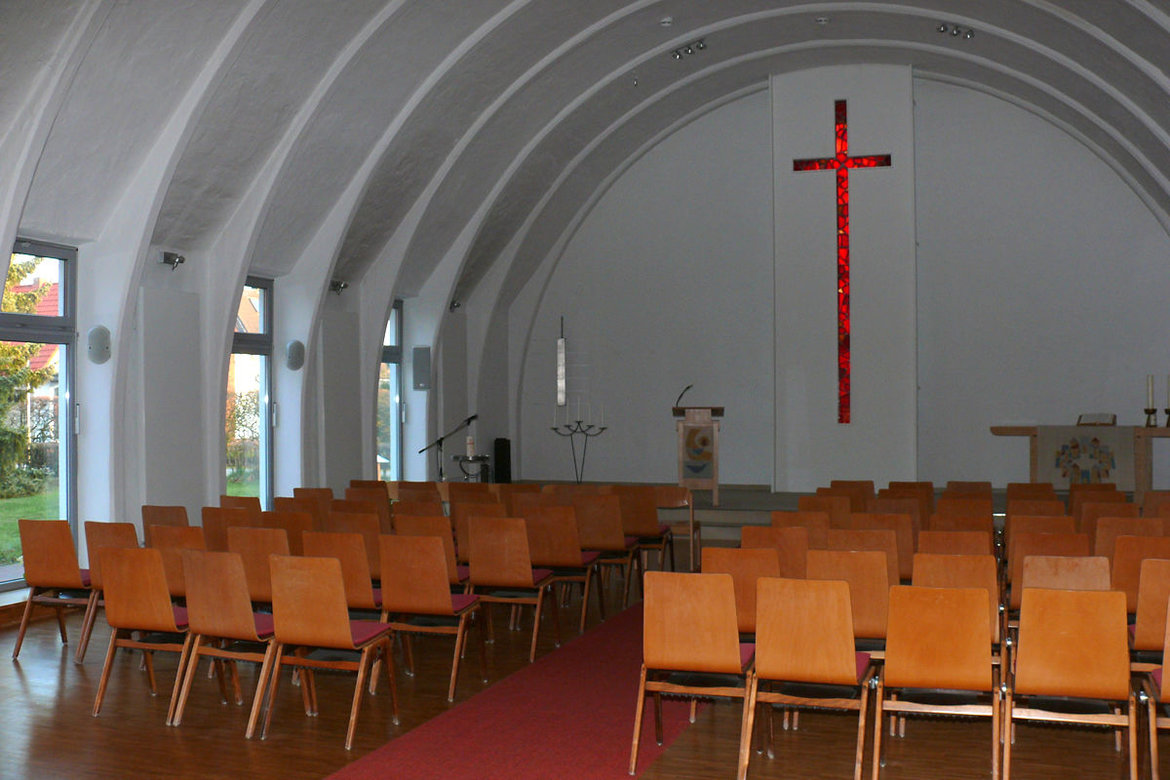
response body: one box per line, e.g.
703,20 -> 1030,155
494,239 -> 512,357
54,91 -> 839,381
682,426 -> 716,479
1036,426 -> 1135,490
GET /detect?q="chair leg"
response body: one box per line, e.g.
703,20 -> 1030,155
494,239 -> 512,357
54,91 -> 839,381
75,590 -> 101,664
477,606 -> 488,683
403,634 -> 415,677
165,631 -> 193,727
548,585 -> 562,648
172,635 -> 202,727
260,645 -> 285,740
1002,692 -> 1013,780
382,638 -> 399,725
1128,695 -> 1138,780
593,565 -> 606,623
737,674 -> 758,780
92,630 -> 121,716
854,684 -> 870,780
628,665 -> 648,775
11,590 -> 38,659
871,678 -> 885,779
1150,698 -> 1161,780
246,641 -> 278,739
529,592 -> 545,663
143,650 -> 158,695
654,691 -> 664,745
578,571 -> 592,635
448,620 -> 466,702
54,601 -> 69,644
344,645 -> 375,750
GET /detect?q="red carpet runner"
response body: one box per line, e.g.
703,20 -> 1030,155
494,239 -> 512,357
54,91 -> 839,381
328,604 -> 692,779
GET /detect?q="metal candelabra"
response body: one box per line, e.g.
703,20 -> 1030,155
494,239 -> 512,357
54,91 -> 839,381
551,419 -> 607,483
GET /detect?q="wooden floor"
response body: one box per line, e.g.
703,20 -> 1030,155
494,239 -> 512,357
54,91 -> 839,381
0,571 -> 1161,780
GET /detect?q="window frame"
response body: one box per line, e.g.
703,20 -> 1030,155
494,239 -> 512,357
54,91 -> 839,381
228,276 -> 274,507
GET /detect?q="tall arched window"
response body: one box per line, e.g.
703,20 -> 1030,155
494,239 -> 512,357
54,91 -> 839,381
227,277 -> 273,507
376,300 -> 403,480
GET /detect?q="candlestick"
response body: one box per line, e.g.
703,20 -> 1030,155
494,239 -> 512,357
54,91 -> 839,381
1146,408 -> 1158,428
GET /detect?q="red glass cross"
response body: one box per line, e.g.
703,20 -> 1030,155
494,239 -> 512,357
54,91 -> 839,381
792,100 -> 891,424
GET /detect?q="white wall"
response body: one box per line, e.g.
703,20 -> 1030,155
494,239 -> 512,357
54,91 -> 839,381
318,306 -> 363,493
914,80 -> 1170,486
520,90 -> 774,484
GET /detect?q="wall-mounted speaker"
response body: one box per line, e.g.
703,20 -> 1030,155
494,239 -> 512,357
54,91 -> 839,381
87,325 -> 111,364
286,339 -> 305,371
412,346 -> 431,390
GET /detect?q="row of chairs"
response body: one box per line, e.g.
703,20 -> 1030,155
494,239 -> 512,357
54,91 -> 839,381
631,569 -> 1148,780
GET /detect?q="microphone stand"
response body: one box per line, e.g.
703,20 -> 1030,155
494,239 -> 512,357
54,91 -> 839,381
419,414 -> 477,481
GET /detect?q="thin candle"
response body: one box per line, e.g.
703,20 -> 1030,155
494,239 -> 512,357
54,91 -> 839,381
1149,375 -> 1156,408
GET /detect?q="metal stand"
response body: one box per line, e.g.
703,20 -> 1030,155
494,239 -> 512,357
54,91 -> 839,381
419,413 -> 477,481
1146,408 -> 1158,428
550,420 -> 607,483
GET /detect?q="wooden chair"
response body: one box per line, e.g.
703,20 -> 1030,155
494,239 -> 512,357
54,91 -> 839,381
935,496 -> 993,521
515,492 -> 570,515
655,485 -> 698,571
916,530 -> 993,556
1004,588 -> 1136,780
883,481 -> 934,528
302,531 -> 381,612
739,577 -> 873,780
523,505 -> 604,634
393,483 -> 443,503
273,496 -> 325,530
321,511 -> 382,580
392,514 -> 468,587
76,521 -> 140,664
451,500 -> 507,565
817,485 -> 868,513
911,553 -> 1002,646
943,480 -> 993,497
1132,559 -> 1170,661
1141,490 -> 1170,518
608,485 -> 674,571
292,486 -> 334,520
1139,599 -> 1170,777
447,481 -> 493,504
343,487 -> 393,534
1005,498 -> 1065,518
797,494 -> 850,529
1094,516 -> 1163,562
147,524 -> 206,598
199,506 -> 250,553
806,549 -> 889,648
12,519 -> 92,660
1112,535 -> 1170,614
259,510 -> 315,556
257,555 -> 397,750
770,509 -> 830,548
170,550 -> 275,733
1021,554 -> 1111,593
1005,482 -> 1058,502
739,524 -> 808,578
92,547 -> 190,722
1005,517 -> 1077,570
571,493 -> 641,609
494,483 -> 542,515
1007,532 -> 1091,605
1079,500 -> 1139,540
829,479 -> 876,511
226,526 -> 290,604
925,513 -> 995,536
849,512 -> 914,581
467,516 -> 558,663
825,528 -> 899,589
219,495 -> 262,523
392,499 -> 447,522
874,586 -> 1000,780
379,535 -> 485,701
629,571 -> 752,777
141,505 -> 189,546
349,478 -> 389,496
1070,491 -> 1128,531
700,547 -> 781,635
872,496 -> 924,538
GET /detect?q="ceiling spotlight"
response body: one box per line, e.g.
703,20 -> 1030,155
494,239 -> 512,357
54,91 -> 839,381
329,279 -> 348,295
684,45 -> 693,55
937,23 -> 948,33
672,49 -> 682,60
964,29 -> 975,39
694,39 -> 706,49
449,299 -> 462,312
659,15 -> 673,27
950,25 -> 961,36
160,251 -> 185,271
815,17 -> 830,25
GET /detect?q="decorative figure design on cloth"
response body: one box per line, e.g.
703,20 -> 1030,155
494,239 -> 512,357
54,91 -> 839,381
793,100 -> 891,424
1054,435 -> 1116,484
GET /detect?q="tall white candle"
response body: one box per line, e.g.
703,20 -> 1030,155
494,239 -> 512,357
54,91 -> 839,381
1149,375 -> 1156,408
576,397 -> 581,422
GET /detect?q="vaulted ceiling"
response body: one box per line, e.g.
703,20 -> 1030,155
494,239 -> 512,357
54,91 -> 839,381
9,1 -> 1170,311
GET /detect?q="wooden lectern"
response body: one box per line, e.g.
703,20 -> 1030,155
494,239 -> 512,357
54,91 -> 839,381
674,406 -> 722,506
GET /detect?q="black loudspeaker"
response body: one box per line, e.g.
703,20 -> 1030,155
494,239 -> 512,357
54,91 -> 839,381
412,346 -> 431,390
493,438 -> 511,483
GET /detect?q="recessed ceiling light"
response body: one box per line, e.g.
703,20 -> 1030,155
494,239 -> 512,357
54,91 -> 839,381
815,16 -> 830,25
659,16 -> 673,27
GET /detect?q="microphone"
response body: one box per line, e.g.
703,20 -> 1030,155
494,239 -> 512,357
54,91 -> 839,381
674,384 -> 694,407
464,413 -> 478,425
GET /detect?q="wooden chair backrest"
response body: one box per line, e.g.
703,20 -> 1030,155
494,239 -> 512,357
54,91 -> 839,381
925,513 -> 993,535
18,518 -> 85,589
292,487 -> 334,518
830,479 -> 876,509
770,509 -> 829,548
943,481 -> 993,497
148,524 -> 206,597
1093,516 -> 1163,561
1142,490 -> 1170,518
83,521 -> 139,589
916,530 -> 993,556
642,571 -> 742,674
259,510 -> 315,556
884,481 -> 934,520
753,577 -> 858,684
393,514 -> 461,584
1006,515 -> 1076,561
1014,588 -> 1130,700
514,492 -> 570,514
1111,534 -> 1170,612
494,483 -> 542,514
871,496 -> 923,536
911,553 -> 1000,643
1069,490 -> 1126,528
392,500 -> 446,519
885,586 -> 992,691
273,496 -> 324,529
467,516 -> 537,589
935,496 -> 992,519
523,505 -> 583,568
199,506 -> 251,552
849,512 -> 914,580
181,549 -> 263,641
388,480 -> 441,502
141,505 -> 189,546
570,494 -> 626,551
797,495 -> 850,529
1020,555 -> 1111,593
1078,500 -> 1138,539
612,489 -> 662,537
817,486 -> 868,513
701,547 -> 781,633
319,512 -> 382,580
344,487 -> 393,534
806,549 -> 889,639
301,531 -> 378,610
451,501 -> 507,563
1006,498 -> 1066,518
349,479 -> 389,495
378,535 -> 453,616
740,525 -> 808,578
269,555 -> 356,649
1133,558 -> 1170,652
654,485 -> 692,509
226,525 -> 290,603
1005,482 -> 1058,502
825,528 -> 899,587
1007,531 -> 1090,591
447,482 -> 494,504
219,495 -> 262,523
100,547 -> 182,633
